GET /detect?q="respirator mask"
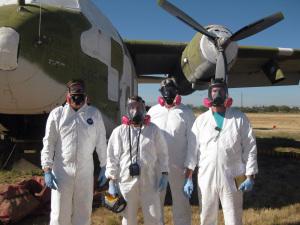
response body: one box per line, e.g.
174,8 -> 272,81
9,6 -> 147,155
71,94 -> 86,105
160,86 -> 178,105
127,100 -> 146,124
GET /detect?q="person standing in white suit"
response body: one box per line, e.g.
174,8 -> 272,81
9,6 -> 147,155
184,79 -> 258,225
41,79 -> 107,225
105,95 -> 169,225
148,78 -> 195,225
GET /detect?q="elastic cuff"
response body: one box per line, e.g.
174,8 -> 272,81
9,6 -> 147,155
42,166 -> 52,171
184,163 -> 196,171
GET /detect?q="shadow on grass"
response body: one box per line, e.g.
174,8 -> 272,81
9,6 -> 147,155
256,137 -> 300,151
255,128 -> 274,130
243,155 -> 300,209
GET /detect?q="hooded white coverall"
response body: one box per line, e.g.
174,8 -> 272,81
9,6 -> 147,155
105,122 -> 169,225
41,103 -> 107,225
147,103 -> 195,225
185,107 -> 258,225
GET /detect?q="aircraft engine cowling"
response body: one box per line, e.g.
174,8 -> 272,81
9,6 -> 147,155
181,25 -> 238,85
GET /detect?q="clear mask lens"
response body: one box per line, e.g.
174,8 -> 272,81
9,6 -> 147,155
211,88 -> 226,106
127,101 -> 146,123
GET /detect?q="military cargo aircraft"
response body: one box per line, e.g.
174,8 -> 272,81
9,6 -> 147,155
0,0 -> 300,167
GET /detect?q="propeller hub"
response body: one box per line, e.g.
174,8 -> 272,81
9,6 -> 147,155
200,25 -> 238,67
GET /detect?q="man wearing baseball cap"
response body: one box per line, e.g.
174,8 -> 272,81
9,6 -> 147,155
41,79 -> 107,225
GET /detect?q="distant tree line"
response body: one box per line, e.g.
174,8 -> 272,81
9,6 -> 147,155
189,105 -> 300,114
237,105 -> 300,113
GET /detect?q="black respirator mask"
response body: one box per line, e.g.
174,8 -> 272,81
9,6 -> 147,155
71,94 -> 86,105
211,89 -> 226,106
160,86 -> 177,105
208,84 -> 227,107
131,112 -> 144,124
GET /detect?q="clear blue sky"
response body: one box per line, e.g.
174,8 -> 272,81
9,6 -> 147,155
95,0 -> 300,107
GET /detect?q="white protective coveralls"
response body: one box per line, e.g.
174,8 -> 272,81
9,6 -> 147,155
185,107 -> 258,225
41,103 -> 107,225
147,103 -> 195,225
105,122 -> 169,225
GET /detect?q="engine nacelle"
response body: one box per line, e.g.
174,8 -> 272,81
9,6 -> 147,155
181,25 -> 238,86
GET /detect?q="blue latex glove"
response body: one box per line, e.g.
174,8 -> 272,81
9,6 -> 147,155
98,166 -> 107,187
183,178 -> 193,199
108,180 -> 118,197
44,170 -> 58,190
238,178 -> 254,192
157,174 -> 168,192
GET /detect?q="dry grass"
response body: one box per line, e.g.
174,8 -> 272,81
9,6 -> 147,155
91,204 -> 300,225
92,113 -> 300,225
2,113 -> 300,225
247,113 -> 300,141
89,156 -> 300,225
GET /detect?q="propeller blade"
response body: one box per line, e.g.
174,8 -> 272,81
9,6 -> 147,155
215,51 -> 228,81
230,12 -> 284,42
157,0 -> 217,40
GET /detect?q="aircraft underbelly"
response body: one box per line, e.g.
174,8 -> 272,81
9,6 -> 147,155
0,57 -> 66,114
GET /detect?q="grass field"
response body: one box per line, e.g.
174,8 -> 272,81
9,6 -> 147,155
248,113 -> 300,140
1,113 -> 300,225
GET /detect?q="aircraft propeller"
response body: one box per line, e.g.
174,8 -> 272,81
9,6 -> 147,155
158,0 -> 284,83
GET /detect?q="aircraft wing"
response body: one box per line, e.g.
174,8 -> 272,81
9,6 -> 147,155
229,46 -> 300,88
125,40 -> 300,89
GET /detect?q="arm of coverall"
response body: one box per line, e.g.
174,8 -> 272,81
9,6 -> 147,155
184,117 -> 200,172
105,128 -> 122,180
155,127 -> 169,173
95,110 -> 107,167
241,114 -> 258,176
41,108 -> 60,170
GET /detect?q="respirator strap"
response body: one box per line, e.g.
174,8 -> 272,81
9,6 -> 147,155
128,125 -> 142,165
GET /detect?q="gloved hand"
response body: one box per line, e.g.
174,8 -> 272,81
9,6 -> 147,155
98,166 -> 107,188
157,174 -> 168,192
44,170 -> 58,190
183,178 -> 193,199
108,180 -> 118,197
238,177 -> 254,192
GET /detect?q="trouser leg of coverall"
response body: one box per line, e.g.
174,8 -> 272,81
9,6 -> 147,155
50,168 -> 74,225
72,168 -> 94,225
121,183 -> 139,225
197,184 -> 202,214
199,185 -> 219,225
220,188 -> 243,225
141,183 -> 163,225
168,168 -> 192,225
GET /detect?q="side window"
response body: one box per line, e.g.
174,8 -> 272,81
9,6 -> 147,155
108,67 -> 119,102
120,55 -> 132,117
0,27 -> 19,70
111,38 -> 123,75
